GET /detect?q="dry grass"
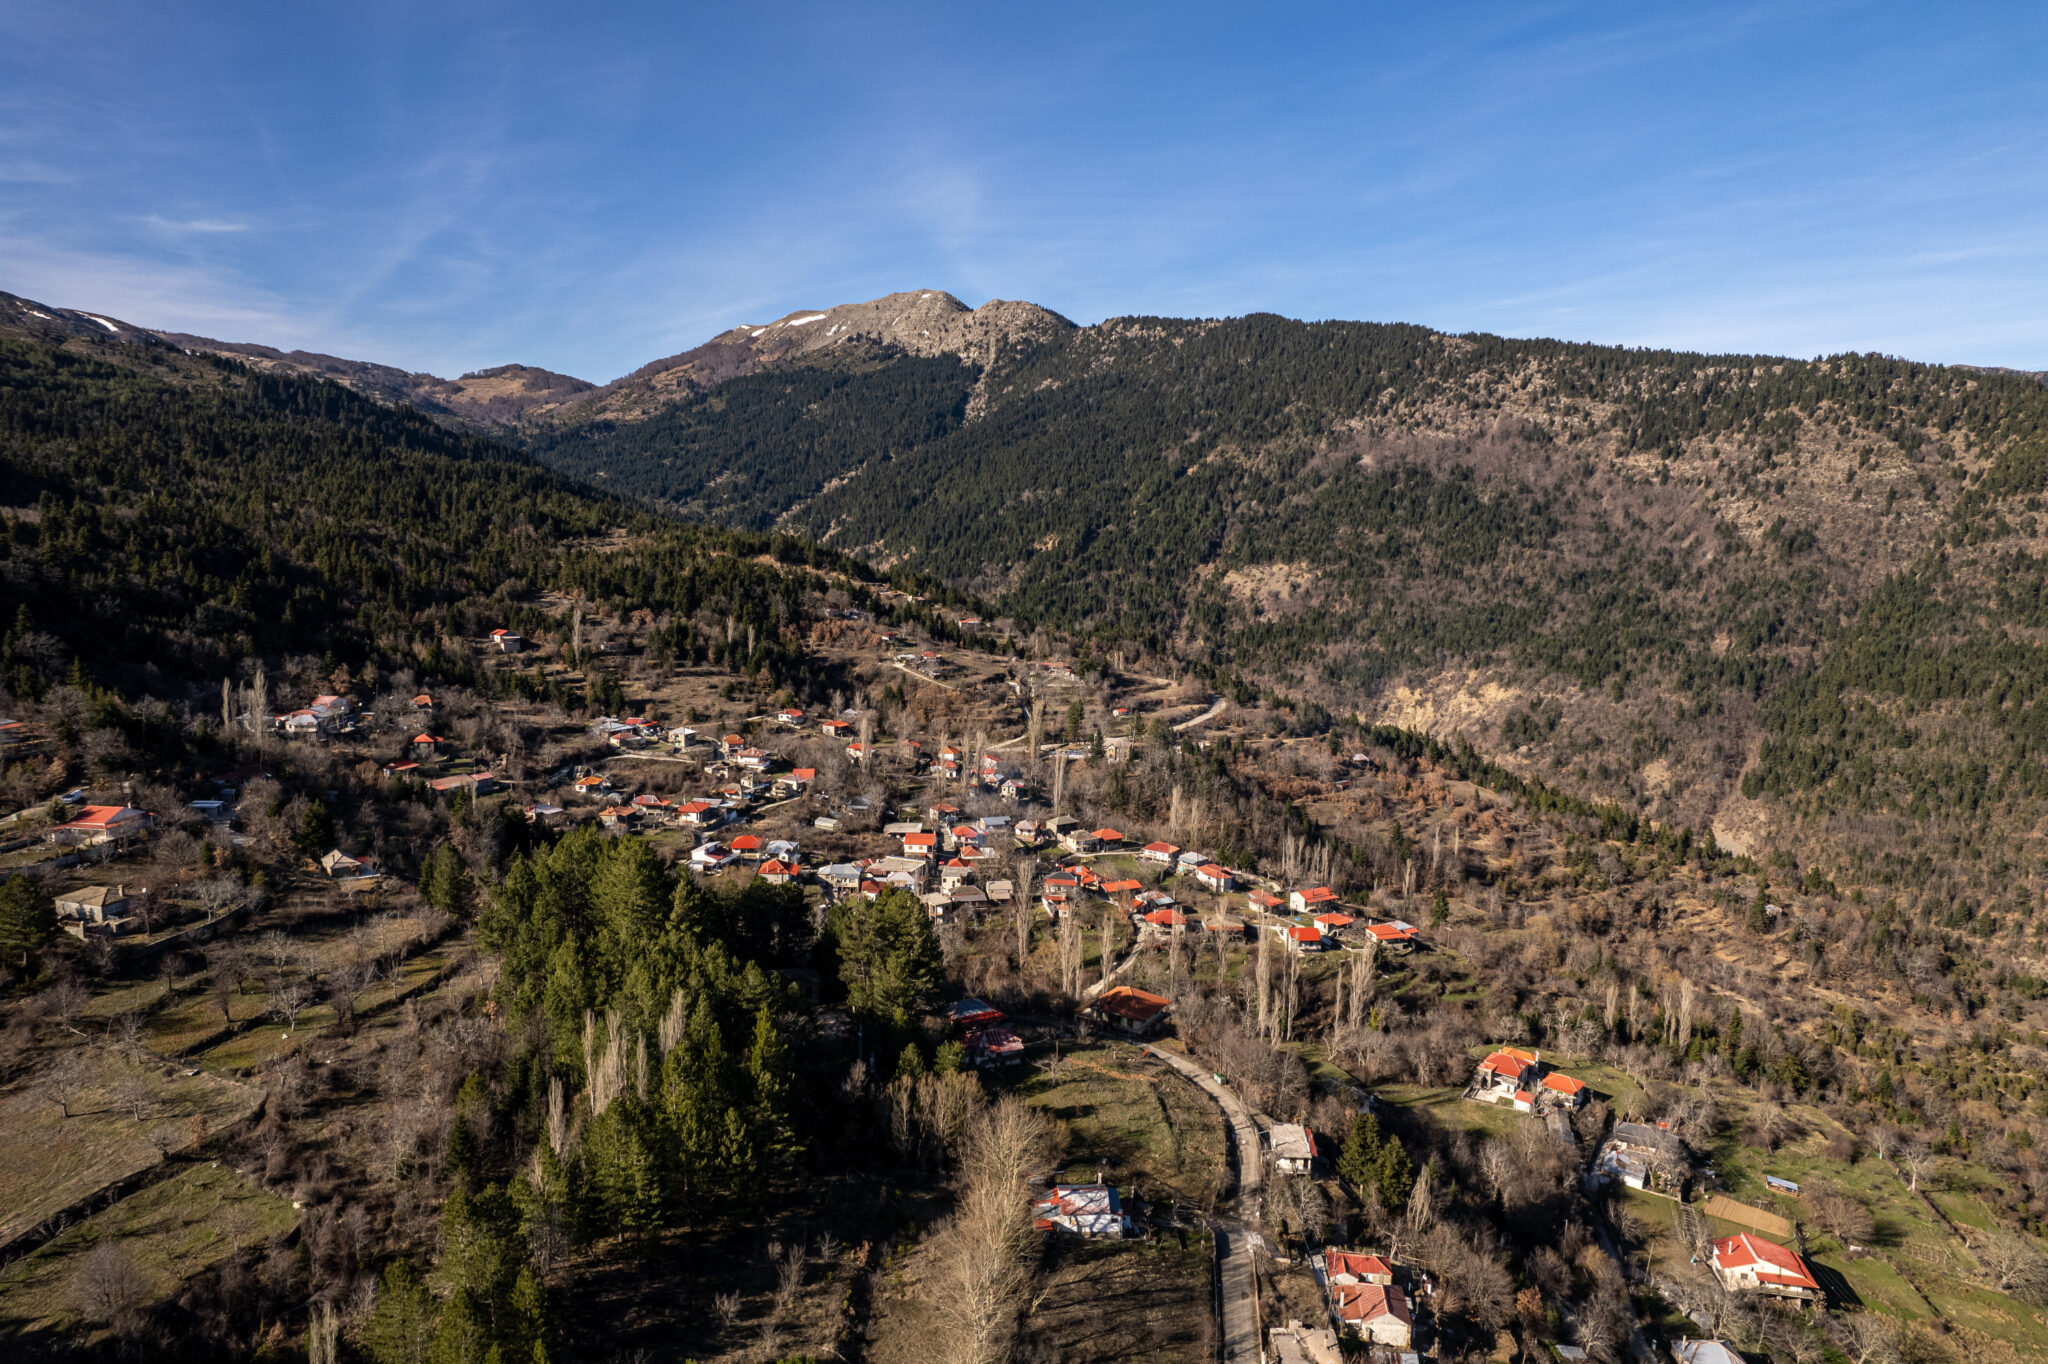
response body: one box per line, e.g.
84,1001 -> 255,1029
0,1160 -> 296,1333
0,1050 -> 262,1249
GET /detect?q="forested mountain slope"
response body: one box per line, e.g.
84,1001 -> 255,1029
527,303 -> 2048,919
0,299 -> 859,704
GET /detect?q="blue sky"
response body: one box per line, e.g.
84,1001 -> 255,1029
3,2 -> 2044,380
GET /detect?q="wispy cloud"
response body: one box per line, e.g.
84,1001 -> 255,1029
142,214 -> 250,234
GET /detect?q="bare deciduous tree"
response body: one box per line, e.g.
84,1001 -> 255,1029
69,1241 -> 147,1324
271,980 -> 313,1033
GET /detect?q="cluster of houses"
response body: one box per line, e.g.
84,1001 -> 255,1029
1466,1047 -> 1588,1115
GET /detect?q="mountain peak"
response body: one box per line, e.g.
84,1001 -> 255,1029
587,290 -> 1075,420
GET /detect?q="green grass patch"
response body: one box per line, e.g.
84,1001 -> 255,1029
1021,1044 -> 1225,1206
1376,1083 -> 1525,1139
1813,1247 -> 1933,1320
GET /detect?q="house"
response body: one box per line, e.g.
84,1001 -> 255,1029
757,859 -> 797,885
1091,827 -> 1124,848
1248,890 -> 1285,915
1141,907 -> 1188,932
1473,1048 -> 1541,1101
571,774 -> 611,796
413,733 -> 445,757
489,628 -> 523,652
1711,1234 -> 1822,1301
777,707 -> 805,725
817,864 -> 865,896
1289,886 -> 1339,914
1542,1072 -> 1588,1108
319,849 -> 373,878
902,831 -> 938,859
729,834 -> 764,858
820,719 -> 852,739
1323,1251 -> 1395,1287
1270,1123 -> 1318,1175
1367,920 -> 1421,951
690,842 -> 738,870
430,772 -> 498,796
1330,1282 -> 1412,1348
1086,986 -> 1173,1037
1031,1184 -> 1126,1239
1279,923 -> 1327,952
525,803 -> 566,821
985,878 -> 1015,903
596,805 -> 638,829
48,805 -> 154,845
1313,912 -> 1355,933
1202,914 -> 1246,935
965,1026 -> 1025,1069
1142,841 -> 1181,864
939,858 -> 974,889
1195,864 -> 1235,892
55,885 -> 127,924
1061,828 -> 1102,855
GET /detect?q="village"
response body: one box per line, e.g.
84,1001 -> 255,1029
0,589 -> 2028,1364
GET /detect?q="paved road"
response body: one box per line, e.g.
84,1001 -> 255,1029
1149,1046 -> 1262,1361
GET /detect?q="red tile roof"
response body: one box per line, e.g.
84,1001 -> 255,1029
1714,1234 -> 1820,1293
56,805 -> 150,831
1542,1073 -> 1587,1096
1324,1251 -> 1394,1283
1091,986 -> 1172,1025
1332,1282 -> 1411,1327
1478,1049 -> 1538,1079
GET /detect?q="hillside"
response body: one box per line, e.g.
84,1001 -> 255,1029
0,293 -> 857,703
521,301 -> 2048,917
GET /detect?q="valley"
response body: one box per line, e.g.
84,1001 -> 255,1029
1,291 -> 2046,1364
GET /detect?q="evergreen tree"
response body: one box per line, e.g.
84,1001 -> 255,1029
836,889 -> 942,1031
295,799 -> 336,854
1337,1111 -> 1382,1190
745,1003 -> 800,1169
422,843 -> 474,917
0,874 -> 56,966
363,1260 -> 439,1364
